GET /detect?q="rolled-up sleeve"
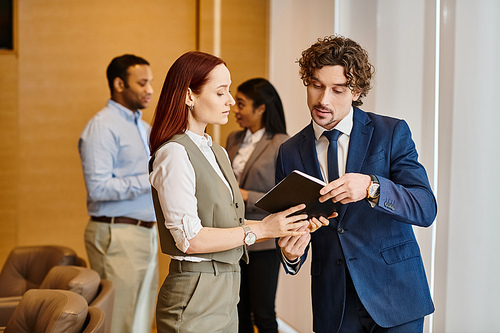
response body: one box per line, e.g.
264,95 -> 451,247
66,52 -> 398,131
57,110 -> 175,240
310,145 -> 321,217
149,143 -> 203,253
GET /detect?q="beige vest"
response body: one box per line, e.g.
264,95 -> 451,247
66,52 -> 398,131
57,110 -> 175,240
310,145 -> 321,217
150,134 -> 247,264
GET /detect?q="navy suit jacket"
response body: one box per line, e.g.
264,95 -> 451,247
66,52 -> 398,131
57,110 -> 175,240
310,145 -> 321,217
276,108 -> 437,332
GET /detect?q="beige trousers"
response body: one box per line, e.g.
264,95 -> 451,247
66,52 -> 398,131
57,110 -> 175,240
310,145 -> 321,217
84,220 -> 159,333
156,260 -> 240,333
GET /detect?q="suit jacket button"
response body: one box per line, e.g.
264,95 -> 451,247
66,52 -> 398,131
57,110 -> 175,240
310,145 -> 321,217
337,227 -> 344,234
336,259 -> 344,266
384,202 -> 395,211
235,203 -> 239,208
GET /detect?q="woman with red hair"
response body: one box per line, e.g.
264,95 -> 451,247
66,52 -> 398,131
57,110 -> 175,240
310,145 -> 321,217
149,51 -> 312,332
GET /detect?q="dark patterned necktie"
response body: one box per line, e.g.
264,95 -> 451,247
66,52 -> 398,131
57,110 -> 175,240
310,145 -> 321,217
322,129 -> 341,182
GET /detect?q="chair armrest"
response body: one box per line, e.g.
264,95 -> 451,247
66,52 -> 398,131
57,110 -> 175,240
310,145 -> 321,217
0,296 -> 22,326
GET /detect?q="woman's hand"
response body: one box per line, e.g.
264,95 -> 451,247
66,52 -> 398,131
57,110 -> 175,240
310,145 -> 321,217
254,204 -> 308,239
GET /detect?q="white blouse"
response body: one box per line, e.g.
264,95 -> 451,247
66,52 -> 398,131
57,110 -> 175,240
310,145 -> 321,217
231,127 -> 266,182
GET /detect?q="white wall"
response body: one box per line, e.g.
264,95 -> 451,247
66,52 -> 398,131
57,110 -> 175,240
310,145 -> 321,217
337,2 -> 436,330
269,0 -> 335,137
270,0 -> 500,332
439,0 -> 500,332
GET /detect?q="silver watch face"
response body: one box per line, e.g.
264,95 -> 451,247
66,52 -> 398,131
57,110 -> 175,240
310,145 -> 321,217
245,232 -> 256,245
369,184 -> 380,198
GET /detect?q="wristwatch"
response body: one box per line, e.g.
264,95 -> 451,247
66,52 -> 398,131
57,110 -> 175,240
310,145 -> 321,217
242,226 -> 256,246
367,174 -> 380,200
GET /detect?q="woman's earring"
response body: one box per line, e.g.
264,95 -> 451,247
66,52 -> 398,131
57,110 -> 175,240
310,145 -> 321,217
189,105 -> 193,111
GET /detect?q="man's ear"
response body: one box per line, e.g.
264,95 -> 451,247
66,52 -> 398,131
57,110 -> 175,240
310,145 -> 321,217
352,90 -> 361,102
113,77 -> 125,93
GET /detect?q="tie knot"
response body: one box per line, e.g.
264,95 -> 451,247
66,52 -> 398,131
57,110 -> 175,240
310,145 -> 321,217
322,129 -> 341,142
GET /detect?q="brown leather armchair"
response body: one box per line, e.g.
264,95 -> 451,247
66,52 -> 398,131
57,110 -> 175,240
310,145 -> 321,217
83,307 -> 106,333
0,265 -> 114,333
0,245 -> 82,298
89,279 -> 114,333
0,245 -> 85,325
39,265 -> 115,333
40,266 -> 100,304
0,289 -> 105,333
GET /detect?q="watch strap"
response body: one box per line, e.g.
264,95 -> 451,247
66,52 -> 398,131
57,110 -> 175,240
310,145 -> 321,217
242,225 -> 256,245
367,174 -> 380,200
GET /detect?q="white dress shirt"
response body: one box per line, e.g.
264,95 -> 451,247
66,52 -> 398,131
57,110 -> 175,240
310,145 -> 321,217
312,107 -> 353,182
282,107 -> 354,269
149,131 -> 233,262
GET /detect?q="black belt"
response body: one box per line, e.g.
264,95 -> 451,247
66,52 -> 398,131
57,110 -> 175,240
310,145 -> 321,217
91,216 -> 155,229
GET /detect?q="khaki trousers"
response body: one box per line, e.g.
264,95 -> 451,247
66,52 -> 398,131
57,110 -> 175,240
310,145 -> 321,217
84,220 -> 159,333
156,260 -> 240,333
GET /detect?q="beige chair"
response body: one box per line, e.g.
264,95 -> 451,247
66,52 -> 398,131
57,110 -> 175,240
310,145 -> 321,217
0,289 -> 104,333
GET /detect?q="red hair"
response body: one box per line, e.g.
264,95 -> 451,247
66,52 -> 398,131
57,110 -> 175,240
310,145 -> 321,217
149,51 -> 225,153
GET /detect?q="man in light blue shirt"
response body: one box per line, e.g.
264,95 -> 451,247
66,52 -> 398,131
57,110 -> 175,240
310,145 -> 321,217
78,54 -> 158,333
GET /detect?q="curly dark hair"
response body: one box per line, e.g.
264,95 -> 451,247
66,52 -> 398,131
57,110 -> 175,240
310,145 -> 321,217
298,35 -> 374,107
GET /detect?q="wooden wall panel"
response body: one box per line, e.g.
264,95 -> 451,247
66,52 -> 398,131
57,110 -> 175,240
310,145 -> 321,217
0,53 -> 18,263
0,0 -> 197,271
0,1 -> 270,306
200,0 -> 269,146
220,0 -> 269,145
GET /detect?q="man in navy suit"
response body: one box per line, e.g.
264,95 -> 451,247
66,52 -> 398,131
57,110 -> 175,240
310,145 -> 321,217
277,35 -> 437,332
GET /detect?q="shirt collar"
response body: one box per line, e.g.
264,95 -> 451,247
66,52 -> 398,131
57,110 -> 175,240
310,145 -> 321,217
107,99 -> 143,122
312,107 -> 354,141
186,130 -> 213,147
243,127 -> 266,144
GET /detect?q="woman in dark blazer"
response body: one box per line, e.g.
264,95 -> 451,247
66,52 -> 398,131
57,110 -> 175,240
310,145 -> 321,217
226,78 -> 288,333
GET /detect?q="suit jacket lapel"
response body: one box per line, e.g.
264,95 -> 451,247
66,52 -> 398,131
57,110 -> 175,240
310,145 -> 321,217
338,108 -> 373,221
227,131 -> 245,162
346,108 -> 373,174
300,123 -> 323,181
